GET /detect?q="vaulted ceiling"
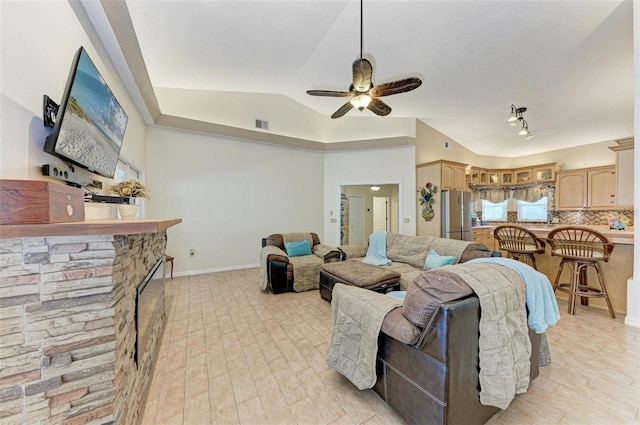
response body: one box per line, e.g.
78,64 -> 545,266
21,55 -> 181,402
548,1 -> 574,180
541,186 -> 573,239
85,0 -> 634,157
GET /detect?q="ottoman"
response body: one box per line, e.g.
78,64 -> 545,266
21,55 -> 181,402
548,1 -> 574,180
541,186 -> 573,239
319,260 -> 401,302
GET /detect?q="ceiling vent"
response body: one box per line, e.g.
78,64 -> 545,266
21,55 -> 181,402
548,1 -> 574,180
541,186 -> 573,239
255,119 -> 269,130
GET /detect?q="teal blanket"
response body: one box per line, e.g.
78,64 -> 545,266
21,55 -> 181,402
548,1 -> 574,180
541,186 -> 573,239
469,257 -> 561,333
362,231 -> 391,266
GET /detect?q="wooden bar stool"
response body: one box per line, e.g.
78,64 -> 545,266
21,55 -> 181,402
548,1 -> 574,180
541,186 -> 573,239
493,225 -> 546,270
546,227 -> 615,318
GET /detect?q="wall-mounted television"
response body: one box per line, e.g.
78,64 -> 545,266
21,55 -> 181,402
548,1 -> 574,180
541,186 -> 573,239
43,47 -> 128,179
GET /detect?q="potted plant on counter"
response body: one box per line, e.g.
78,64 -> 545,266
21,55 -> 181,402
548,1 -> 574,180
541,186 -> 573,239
107,179 -> 150,219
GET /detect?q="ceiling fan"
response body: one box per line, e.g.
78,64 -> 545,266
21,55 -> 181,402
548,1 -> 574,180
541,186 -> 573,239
307,0 -> 422,119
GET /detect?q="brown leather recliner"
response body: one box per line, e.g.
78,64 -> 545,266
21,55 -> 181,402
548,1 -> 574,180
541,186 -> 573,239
261,232 -> 340,294
373,294 -> 541,425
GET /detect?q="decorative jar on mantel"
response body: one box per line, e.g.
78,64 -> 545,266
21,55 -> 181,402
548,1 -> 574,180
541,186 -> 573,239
118,204 -> 139,220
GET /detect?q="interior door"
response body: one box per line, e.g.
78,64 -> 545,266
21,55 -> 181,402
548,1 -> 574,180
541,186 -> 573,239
348,195 -> 365,245
373,197 -> 389,233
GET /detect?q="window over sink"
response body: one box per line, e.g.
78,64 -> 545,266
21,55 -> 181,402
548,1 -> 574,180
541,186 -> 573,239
517,197 -> 548,222
481,200 -> 507,221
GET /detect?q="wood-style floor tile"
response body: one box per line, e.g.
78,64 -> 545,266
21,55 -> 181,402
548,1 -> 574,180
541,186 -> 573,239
142,268 -> 640,425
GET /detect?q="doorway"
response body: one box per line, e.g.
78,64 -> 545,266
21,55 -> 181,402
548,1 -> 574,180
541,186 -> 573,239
373,197 -> 389,232
340,184 -> 399,245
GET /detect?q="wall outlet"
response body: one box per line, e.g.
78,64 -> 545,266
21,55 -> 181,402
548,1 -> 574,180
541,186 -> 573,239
404,218 -> 410,223
330,218 -> 337,223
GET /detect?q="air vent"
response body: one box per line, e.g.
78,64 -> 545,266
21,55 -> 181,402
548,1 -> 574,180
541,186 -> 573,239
255,119 -> 269,130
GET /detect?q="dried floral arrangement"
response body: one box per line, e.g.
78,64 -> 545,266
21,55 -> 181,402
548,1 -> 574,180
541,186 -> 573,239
107,179 -> 150,199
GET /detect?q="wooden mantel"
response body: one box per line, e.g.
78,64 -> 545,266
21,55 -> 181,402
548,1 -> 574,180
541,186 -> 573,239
0,218 -> 182,239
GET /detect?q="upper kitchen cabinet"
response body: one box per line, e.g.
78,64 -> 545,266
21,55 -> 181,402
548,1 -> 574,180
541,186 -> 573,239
514,168 -> 533,184
556,170 -> 588,209
471,163 -> 561,188
556,166 -> 616,210
500,170 -> 514,185
439,161 -> 468,191
533,163 -> 558,183
588,167 -> 617,209
469,167 -> 488,185
608,138 -> 634,208
488,170 -> 501,185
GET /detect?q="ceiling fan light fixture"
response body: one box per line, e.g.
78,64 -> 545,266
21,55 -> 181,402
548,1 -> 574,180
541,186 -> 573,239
351,94 -> 372,110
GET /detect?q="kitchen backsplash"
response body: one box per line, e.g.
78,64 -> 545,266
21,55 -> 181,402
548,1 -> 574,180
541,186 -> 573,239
477,209 -> 634,226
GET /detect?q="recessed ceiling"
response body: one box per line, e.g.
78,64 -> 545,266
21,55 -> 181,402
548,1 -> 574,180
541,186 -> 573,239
87,0 -> 633,157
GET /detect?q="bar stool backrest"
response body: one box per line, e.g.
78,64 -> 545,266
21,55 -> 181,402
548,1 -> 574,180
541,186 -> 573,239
546,227 -> 613,261
494,225 -> 546,254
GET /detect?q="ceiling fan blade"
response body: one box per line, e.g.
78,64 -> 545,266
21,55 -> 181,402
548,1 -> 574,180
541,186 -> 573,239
306,90 -> 353,97
331,101 -> 354,119
367,98 -> 391,116
370,77 -> 422,97
352,58 -> 373,92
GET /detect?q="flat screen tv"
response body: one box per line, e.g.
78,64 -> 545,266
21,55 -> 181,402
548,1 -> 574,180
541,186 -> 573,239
44,47 -> 128,178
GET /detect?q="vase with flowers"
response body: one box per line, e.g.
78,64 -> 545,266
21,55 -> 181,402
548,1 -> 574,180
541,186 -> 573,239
107,179 -> 150,219
419,182 -> 439,221
608,213 -> 630,230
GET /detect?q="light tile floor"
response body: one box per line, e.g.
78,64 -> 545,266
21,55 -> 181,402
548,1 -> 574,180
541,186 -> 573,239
140,269 -> 640,425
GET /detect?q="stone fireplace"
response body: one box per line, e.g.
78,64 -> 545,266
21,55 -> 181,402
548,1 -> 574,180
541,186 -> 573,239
0,219 -> 179,424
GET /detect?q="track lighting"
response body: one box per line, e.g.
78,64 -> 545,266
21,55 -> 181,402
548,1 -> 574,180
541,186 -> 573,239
508,104 -> 533,139
518,119 -> 529,136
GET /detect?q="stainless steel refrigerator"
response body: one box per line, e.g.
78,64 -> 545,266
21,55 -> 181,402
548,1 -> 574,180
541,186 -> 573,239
440,190 -> 472,241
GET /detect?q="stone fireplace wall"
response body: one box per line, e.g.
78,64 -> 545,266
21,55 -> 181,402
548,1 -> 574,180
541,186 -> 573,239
0,231 -> 166,424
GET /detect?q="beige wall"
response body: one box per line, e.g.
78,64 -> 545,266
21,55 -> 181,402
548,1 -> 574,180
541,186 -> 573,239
146,126 -> 325,274
415,120 -> 619,171
0,1 -> 148,219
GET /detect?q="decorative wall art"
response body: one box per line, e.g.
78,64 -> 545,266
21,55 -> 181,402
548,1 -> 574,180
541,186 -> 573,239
419,182 -> 438,221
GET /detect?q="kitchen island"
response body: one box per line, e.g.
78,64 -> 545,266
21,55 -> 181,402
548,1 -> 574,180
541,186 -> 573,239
476,224 -> 634,314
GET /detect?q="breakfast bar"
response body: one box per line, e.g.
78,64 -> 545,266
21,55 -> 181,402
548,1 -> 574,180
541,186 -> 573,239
479,224 -> 634,314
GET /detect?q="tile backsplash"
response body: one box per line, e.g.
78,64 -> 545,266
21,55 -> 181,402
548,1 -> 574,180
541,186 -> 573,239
477,209 -> 634,226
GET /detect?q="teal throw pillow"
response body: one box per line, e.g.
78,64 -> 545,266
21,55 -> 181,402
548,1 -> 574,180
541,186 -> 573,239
284,240 -> 312,257
424,249 -> 456,271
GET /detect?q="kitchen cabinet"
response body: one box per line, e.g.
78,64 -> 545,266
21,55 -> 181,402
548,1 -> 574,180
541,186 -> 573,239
488,171 -> 501,185
555,166 -> 616,210
514,168 -> 533,184
472,227 -> 496,251
440,161 -> 468,191
470,163 -> 561,187
501,170 -> 514,185
609,138 -> 634,208
588,167 -> 617,209
469,167 -> 488,185
533,164 -> 557,183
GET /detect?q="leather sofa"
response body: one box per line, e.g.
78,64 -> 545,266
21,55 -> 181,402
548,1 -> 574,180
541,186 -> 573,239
373,270 -> 541,425
338,233 -> 496,290
261,232 -> 340,293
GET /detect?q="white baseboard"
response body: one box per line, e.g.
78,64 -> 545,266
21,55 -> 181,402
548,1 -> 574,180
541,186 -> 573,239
161,263 -> 260,279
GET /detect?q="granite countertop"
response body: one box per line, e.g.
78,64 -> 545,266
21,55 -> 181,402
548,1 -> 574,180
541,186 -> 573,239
474,224 -> 634,245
